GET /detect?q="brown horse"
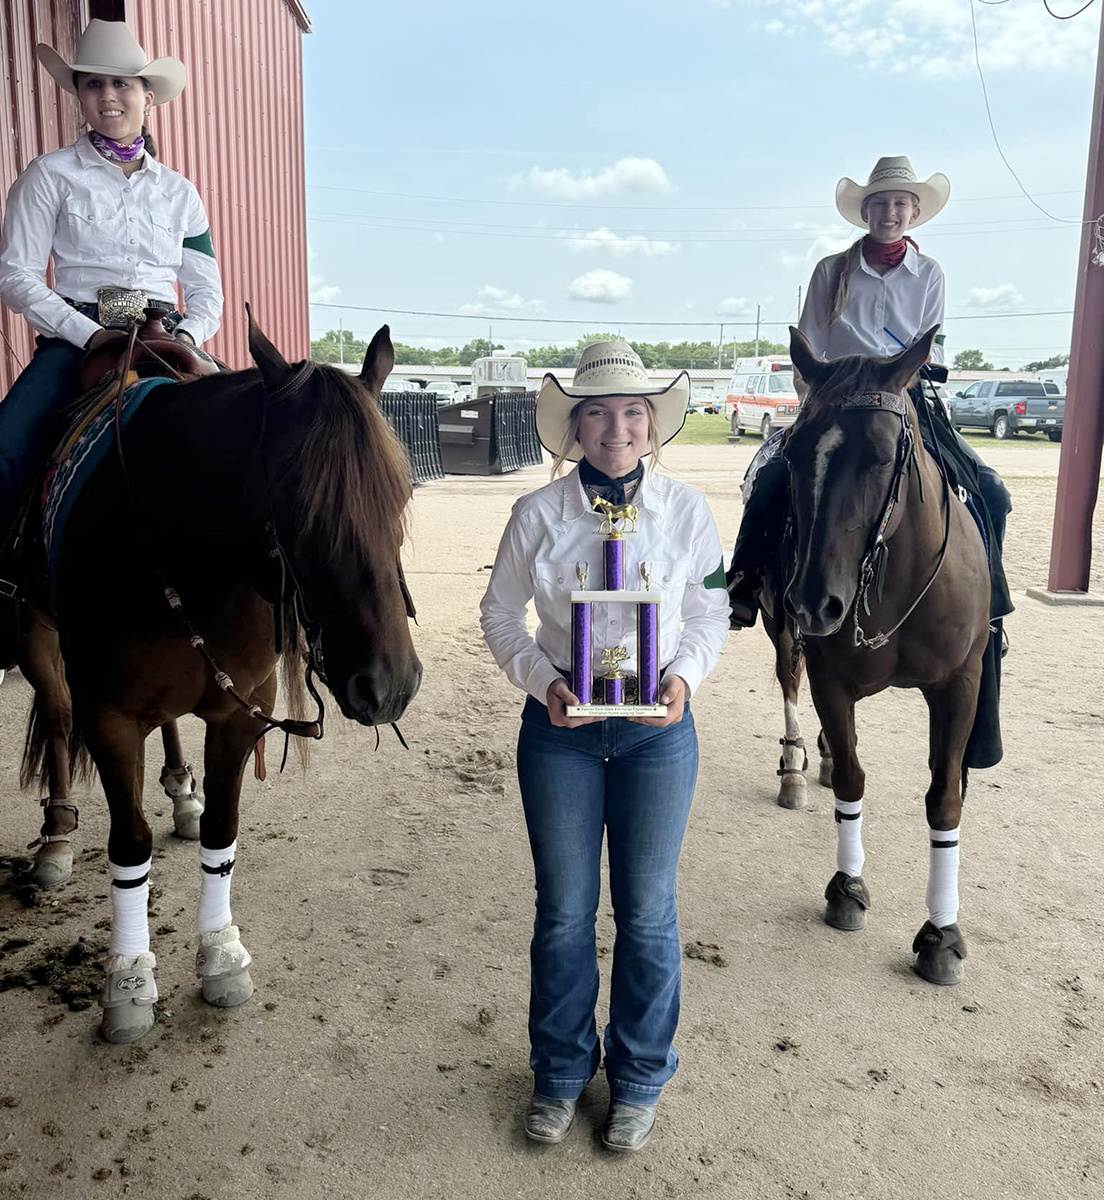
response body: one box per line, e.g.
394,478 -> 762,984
757,327 -> 990,985
15,312 -> 421,1041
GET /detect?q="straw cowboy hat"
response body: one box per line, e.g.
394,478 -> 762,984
37,19 -> 186,105
536,339 -> 689,461
835,156 -> 950,229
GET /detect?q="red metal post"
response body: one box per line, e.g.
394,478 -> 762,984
1048,12 -> 1104,593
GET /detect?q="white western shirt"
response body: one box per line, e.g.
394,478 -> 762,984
798,243 -> 945,365
0,134 -> 223,348
480,467 -> 731,705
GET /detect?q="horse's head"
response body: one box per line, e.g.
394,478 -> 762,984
248,310 -> 422,725
781,325 -> 937,637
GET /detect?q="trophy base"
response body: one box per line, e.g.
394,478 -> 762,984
565,704 -> 667,718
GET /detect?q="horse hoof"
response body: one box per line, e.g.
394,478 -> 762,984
196,925 -> 254,1008
201,967 -> 254,1008
100,954 -> 157,1043
912,921 -> 967,986
172,795 -> 204,840
28,846 -> 73,890
824,871 -> 870,931
818,758 -> 834,788
777,775 -> 808,810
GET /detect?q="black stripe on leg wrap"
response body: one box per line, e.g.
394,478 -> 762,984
930,838 -> 959,849
200,858 -> 235,877
834,810 -> 862,822
111,873 -> 149,889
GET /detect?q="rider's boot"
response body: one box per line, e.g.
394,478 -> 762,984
726,565 -> 761,629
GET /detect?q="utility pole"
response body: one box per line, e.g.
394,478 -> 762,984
338,317 -> 344,366
717,323 -> 724,369
755,304 -> 761,357
797,284 -> 803,322
1037,10 -> 1104,601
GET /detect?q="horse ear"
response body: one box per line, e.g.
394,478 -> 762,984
789,326 -> 825,389
882,326 -> 938,393
360,325 -> 395,396
245,302 -> 291,391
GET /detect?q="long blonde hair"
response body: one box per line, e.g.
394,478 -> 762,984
551,396 -> 664,479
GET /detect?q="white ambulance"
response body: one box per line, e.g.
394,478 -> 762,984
725,356 -> 802,438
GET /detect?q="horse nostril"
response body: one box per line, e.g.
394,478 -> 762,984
346,671 -> 383,715
819,596 -> 845,627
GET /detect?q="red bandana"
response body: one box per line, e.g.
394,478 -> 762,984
862,236 -> 917,270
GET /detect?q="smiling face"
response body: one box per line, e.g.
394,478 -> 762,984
862,190 -> 920,243
76,73 -> 151,144
575,394 -> 652,476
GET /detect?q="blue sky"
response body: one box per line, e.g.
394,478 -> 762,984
302,0 -> 1101,367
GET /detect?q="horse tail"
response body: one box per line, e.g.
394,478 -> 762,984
20,694 -> 94,793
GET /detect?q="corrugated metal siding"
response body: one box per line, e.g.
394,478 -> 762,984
128,0 -> 309,368
0,0 -> 81,393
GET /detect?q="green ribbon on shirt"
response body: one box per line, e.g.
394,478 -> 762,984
703,559 -> 726,590
182,228 -> 215,258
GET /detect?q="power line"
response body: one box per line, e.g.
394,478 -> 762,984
307,300 -> 1074,327
1042,0 -> 1097,18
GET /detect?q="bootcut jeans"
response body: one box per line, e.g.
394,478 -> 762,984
516,693 -> 698,1106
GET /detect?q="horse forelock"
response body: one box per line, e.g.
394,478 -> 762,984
266,364 -> 412,564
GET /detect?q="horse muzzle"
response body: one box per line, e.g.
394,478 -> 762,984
785,585 -> 849,638
337,657 -> 422,726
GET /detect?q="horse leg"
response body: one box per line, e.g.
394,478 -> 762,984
83,710 -> 158,1044
808,680 -> 870,932
193,678 -> 273,1009
19,612 -> 78,889
774,626 -> 808,810
158,720 -> 203,840
913,674 -> 977,986
817,729 -> 833,788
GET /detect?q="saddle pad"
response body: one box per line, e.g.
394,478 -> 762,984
42,377 -> 172,606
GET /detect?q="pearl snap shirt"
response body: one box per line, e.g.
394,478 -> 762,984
0,135 -> 223,348
798,243 -> 945,365
480,467 -> 731,704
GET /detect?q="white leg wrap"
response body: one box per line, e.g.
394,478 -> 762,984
197,841 -> 236,934
195,924 -> 252,980
926,826 -> 961,928
834,801 -> 864,876
109,859 -> 151,957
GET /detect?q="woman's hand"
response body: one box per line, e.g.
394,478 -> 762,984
546,678 -> 605,728
629,674 -> 689,727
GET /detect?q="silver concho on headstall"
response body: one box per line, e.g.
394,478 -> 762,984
96,286 -> 149,330
565,496 -> 665,719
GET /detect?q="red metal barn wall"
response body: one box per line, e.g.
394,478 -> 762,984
127,0 -> 311,368
0,0 -> 82,393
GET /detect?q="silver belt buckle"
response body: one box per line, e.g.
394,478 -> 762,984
96,286 -> 148,330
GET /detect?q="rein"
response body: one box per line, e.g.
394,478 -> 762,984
833,389 -> 952,652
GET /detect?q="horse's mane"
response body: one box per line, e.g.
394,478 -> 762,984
267,363 -> 412,561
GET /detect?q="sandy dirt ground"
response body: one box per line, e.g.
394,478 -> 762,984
1,436 -> 1102,1200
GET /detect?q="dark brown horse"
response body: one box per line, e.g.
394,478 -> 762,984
758,327 -> 990,985
15,313 -> 421,1041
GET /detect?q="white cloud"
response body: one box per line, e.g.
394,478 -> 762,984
308,274 -> 341,304
751,0 -> 1097,78
962,283 -> 1024,313
718,296 -> 757,317
567,269 -> 634,304
458,284 -> 545,316
778,223 -> 856,269
558,227 -> 680,257
518,157 -> 675,201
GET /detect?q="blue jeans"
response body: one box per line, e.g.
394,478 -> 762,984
516,695 -> 698,1105
0,337 -> 85,536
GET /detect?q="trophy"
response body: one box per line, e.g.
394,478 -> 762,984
566,497 -> 665,718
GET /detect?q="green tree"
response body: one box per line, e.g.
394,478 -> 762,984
457,338 -> 505,365
310,328 -> 367,364
952,348 -> 994,371
1021,353 -> 1069,372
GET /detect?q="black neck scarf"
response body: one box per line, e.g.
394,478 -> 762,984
578,458 -> 644,505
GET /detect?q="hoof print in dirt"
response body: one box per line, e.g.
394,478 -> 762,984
912,920 -> 967,986
824,871 -> 870,932
684,940 -> 728,968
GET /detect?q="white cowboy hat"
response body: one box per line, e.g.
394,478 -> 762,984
835,156 -> 950,229
37,19 -> 186,105
535,339 -> 689,462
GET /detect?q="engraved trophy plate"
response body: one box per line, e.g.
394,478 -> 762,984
566,499 -> 666,718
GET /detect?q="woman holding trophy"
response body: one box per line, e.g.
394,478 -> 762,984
480,340 -> 730,1151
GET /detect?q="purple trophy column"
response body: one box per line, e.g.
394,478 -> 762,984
571,602 -> 592,703
604,675 -> 624,705
637,602 -> 659,704
604,538 -> 624,591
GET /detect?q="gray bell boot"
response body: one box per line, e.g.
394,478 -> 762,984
602,1099 -> 657,1151
524,1092 -> 577,1143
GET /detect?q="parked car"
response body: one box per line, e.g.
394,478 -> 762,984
424,379 -> 459,402
383,377 -> 422,393
688,387 -> 721,415
950,380 -> 1064,441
